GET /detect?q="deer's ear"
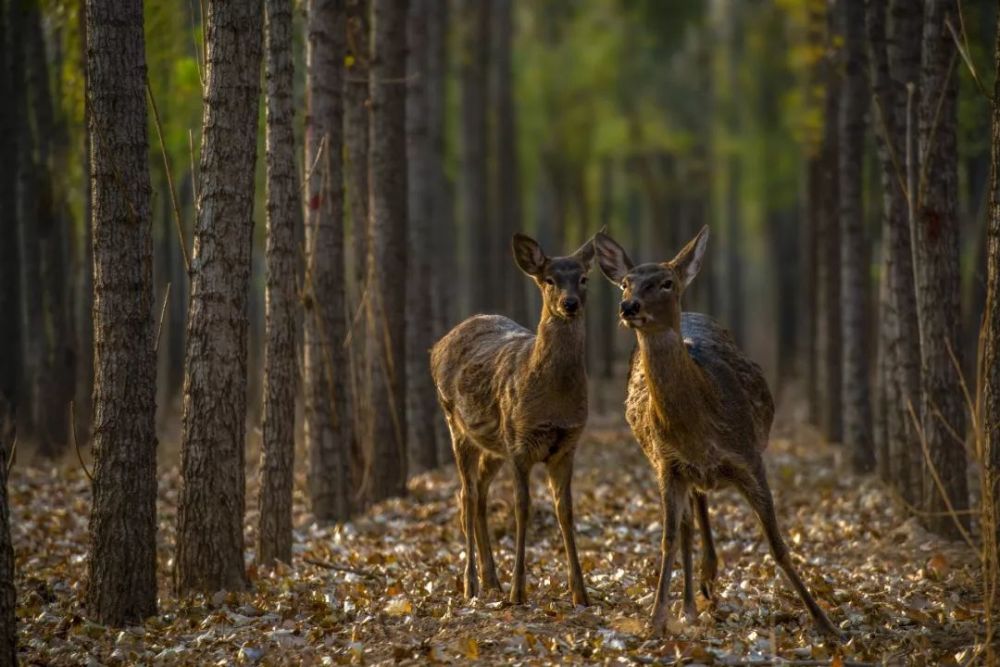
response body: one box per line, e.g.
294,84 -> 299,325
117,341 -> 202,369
512,233 -> 547,277
571,237 -> 596,271
594,232 -> 633,286
670,225 -> 709,288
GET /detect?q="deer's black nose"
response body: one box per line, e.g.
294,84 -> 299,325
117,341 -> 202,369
561,297 -> 579,314
621,299 -> 640,317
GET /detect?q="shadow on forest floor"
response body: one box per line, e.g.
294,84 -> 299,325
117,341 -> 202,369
9,401 -> 988,665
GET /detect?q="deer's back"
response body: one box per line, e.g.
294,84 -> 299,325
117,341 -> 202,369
626,313 -> 773,482
430,315 -> 534,451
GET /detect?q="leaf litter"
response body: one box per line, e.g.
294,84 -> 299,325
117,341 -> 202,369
9,409 -> 988,665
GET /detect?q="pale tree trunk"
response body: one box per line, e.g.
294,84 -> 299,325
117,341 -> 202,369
366,0 -> 408,501
867,0 -> 924,503
459,0 -> 491,314
806,157 -> 820,426
304,0 -> 351,522
258,0 -> 301,566
345,0 -> 370,490
981,1 -> 1000,632
915,0 -> 968,536
0,0 -> 20,413
175,0 -> 263,593
840,0 -> 874,472
406,0 -> 439,473
492,0 -> 525,323
84,0 -> 158,625
0,400 -> 13,665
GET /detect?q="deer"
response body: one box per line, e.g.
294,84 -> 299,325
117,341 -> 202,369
430,233 -> 595,607
593,226 -> 840,638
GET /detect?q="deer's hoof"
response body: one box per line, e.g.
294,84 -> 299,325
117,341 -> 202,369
571,589 -> 590,607
509,588 -> 527,605
699,579 -> 715,602
683,602 -> 698,624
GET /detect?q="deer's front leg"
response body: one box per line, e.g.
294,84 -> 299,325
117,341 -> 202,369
509,459 -> 532,605
546,450 -> 589,606
651,469 -> 688,636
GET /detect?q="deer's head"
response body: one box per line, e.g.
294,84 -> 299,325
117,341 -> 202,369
594,226 -> 709,333
512,234 -> 596,320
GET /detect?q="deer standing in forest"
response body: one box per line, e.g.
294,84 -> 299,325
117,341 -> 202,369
430,234 -> 595,606
594,227 -> 839,638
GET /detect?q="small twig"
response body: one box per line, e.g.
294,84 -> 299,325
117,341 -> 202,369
155,282 -> 171,354
71,402 -> 94,483
303,557 -> 382,581
146,81 -> 191,274
6,435 -> 16,475
945,16 -> 993,105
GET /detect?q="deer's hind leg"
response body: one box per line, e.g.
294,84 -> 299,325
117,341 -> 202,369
693,490 -> 718,601
680,503 -> 696,621
475,453 -> 503,592
740,462 -> 841,639
450,425 -> 480,599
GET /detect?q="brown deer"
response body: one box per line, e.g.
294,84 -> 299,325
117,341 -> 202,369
594,226 -> 840,638
430,234 -> 594,607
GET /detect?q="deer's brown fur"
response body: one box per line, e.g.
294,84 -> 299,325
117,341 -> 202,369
430,234 -> 594,606
596,226 -> 839,638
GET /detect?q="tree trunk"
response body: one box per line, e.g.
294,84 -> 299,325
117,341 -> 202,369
459,0 -> 491,314
75,0 -> 94,444
0,0 -> 21,413
406,0 -> 439,473
0,399 -> 14,665
175,0 -> 263,593
867,0 -> 924,503
345,0 -> 370,490
366,0 -> 408,502
806,157 -> 821,426
981,0 -> 1000,631
258,0 -> 301,566
724,157 -> 744,347
84,0 -> 158,625
492,0 -> 525,323
915,0 -> 968,536
840,0 -> 874,472
304,0 -> 351,522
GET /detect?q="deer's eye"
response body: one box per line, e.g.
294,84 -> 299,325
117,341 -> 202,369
580,276 -> 588,285
544,277 -> 555,286
661,279 -> 674,291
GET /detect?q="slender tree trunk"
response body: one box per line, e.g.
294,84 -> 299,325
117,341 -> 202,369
258,0 -> 301,566
84,0 -> 158,625
304,0 -> 351,522
0,399 -> 13,665
345,0 -> 370,492
492,0 -> 525,323
406,0 -> 438,473
175,0 -> 263,593
981,1 -> 1000,632
806,157 -> 821,426
725,157 -> 744,347
366,0 -> 408,501
597,158 -> 616,382
840,0 -> 874,472
915,0 -> 968,536
0,0 -> 21,413
867,0 -> 924,503
459,0 -> 490,314
75,0 -> 94,443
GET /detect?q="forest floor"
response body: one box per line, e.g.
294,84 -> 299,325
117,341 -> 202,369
9,404 -> 991,665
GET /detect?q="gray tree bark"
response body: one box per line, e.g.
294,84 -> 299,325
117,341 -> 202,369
175,0 -> 263,593
406,0 -> 439,473
840,0 -> 874,472
75,0 -> 95,443
366,0 -> 408,501
459,0 -> 491,314
867,0 -> 924,503
915,0 -> 968,536
305,0 -> 351,522
84,0 -> 158,625
258,0 -> 301,565
428,0 -> 453,336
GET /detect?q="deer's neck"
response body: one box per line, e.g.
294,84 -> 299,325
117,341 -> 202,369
529,312 -> 586,377
636,328 -> 714,434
